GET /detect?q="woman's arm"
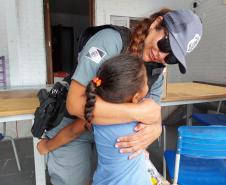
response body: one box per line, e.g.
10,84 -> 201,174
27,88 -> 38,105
37,119 -> 86,154
67,80 -> 161,125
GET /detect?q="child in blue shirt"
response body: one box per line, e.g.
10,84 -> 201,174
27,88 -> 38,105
84,54 -> 168,185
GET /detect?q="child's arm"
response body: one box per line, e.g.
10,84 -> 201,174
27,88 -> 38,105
37,118 -> 86,155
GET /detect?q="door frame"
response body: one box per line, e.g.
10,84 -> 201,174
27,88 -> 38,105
44,0 -> 95,84
43,0 -> 53,84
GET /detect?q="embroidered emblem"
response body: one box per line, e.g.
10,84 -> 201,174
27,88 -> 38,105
85,47 -> 106,63
187,34 -> 201,53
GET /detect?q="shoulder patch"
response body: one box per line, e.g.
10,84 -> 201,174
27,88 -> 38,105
85,47 -> 106,64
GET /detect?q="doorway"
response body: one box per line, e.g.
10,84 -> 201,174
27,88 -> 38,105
44,0 -> 95,84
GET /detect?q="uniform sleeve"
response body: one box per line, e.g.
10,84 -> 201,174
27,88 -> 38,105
147,74 -> 164,104
72,29 -> 123,86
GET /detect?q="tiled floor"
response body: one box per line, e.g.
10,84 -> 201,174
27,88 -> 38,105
0,125 -> 179,185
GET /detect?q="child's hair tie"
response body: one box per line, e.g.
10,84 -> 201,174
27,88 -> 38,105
92,77 -> 102,87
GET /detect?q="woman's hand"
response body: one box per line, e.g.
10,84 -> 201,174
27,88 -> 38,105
115,123 -> 162,159
134,99 -> 162,124
134,98 -> 161,125
37,138 -> 49,155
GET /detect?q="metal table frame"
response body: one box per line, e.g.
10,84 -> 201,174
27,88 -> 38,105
0,114 -> 46,185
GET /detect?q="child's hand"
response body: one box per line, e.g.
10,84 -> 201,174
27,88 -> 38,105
37,138 -> 49,155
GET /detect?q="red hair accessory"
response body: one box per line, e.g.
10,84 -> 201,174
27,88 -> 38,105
92,77 -> 102,87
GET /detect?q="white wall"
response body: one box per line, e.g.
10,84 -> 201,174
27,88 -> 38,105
0,1 -> 8,61
177,0 -> 226,84
2,0 -> 46,86
0,0 -> 10,87
95,0 -> 192,25
15,0 -> 46,86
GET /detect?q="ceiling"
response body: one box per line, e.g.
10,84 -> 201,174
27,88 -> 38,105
49,0 -> 89,16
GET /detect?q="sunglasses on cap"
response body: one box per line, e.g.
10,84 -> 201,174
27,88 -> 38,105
157,35 -> 178,65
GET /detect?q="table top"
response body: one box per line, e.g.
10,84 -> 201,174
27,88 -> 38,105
161,82 -> 226,105
0,90 -> 39,116
1,82 -> 226,117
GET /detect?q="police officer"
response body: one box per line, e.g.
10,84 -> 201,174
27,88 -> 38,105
41,9 -> 202,185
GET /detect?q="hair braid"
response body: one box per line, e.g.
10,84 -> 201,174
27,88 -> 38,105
128,18 -> 151,57
84,81 -> 97,130
128,8 -> 173,57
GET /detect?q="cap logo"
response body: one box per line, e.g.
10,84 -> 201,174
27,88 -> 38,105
187,34 -> 201,53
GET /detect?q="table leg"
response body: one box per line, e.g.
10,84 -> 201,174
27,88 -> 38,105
163,126 -> 166,178
186,104 -> 193,126
32,119 -> 46,185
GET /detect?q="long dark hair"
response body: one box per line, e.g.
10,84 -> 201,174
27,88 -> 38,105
128,8 -> 172,57
84,54 -> 146,126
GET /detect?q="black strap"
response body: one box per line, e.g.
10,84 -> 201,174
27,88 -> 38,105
78,24 -> 131,53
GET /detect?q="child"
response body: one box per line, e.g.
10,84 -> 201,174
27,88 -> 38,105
37,54 -> 169,185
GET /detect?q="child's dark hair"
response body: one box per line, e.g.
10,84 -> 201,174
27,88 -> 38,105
84,54 -> 147,125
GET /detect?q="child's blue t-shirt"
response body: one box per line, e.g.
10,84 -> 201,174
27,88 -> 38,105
92,122 -> 150,185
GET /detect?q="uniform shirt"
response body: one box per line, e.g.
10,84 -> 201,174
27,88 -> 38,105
72,28 -> 163,103
46,29 -> 124,138
72,29 -> 123,87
